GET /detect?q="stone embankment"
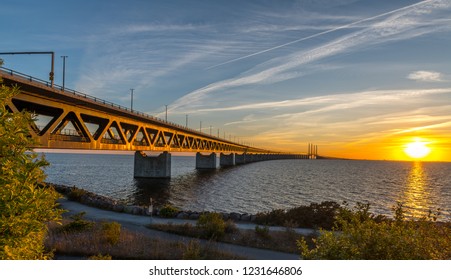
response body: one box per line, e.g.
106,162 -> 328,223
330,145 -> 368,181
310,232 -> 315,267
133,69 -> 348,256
50,184 -> 258,222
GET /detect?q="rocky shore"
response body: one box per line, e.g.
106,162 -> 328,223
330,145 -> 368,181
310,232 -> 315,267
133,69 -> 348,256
50,183 -> 258,223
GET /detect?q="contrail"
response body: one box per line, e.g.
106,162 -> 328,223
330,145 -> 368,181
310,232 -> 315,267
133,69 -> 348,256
206,0 -> 430,70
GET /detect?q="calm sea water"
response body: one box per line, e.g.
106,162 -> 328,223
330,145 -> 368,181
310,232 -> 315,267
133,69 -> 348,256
42,153 -> 451,220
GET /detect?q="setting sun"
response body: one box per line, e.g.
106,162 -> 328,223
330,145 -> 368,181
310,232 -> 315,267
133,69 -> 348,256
404,139 -> 431,159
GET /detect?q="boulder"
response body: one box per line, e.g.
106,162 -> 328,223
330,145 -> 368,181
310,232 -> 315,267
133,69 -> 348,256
188,213 -> 200,220
229,212 -> 241,221
113,204 -> 124,213
221,213 -> 230,220
241,214 -> 251,222
176,212 -> 190,219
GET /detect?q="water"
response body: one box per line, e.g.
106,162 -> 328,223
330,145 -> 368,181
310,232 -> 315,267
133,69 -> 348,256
43,153 -> 451,220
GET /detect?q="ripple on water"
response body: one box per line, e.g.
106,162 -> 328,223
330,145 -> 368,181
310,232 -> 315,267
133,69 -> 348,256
43,153 -> 451,220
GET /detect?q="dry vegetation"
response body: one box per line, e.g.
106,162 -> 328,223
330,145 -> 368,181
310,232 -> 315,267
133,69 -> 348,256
45,213 -> 243,260
148,220 -> 315,254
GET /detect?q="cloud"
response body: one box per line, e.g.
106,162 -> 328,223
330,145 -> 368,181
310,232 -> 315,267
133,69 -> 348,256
407,70 -> 444,82
170,0 -> 451,112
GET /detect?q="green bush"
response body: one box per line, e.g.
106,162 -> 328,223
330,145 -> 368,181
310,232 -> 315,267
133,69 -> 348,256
255,225 -> 271,240
101,221 -> 121,245
255,201 -> 342,229
159,204 -> 180,218
298,203 -> 451,260
59,212 -> 94,233
0,68 -> 63,259
196,213 -> 226,240
67,187 -> 87,202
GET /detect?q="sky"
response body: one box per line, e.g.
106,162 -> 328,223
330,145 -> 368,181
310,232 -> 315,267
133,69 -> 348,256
1,0 -> 451,161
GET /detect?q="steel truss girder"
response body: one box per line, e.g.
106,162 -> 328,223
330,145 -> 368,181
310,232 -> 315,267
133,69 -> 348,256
1,69 -> 275,154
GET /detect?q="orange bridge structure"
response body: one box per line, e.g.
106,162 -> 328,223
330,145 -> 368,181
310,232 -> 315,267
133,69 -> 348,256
1,67 -> 318,178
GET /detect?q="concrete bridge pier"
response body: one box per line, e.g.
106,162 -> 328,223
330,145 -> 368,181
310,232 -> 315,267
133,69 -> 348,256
196,152 -> 218,169
235,153 -> 246,164
134,151 -> 171,178
220,153 -> 236,167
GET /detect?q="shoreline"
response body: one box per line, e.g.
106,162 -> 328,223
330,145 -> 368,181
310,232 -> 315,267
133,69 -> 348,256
50,183 -> 260,222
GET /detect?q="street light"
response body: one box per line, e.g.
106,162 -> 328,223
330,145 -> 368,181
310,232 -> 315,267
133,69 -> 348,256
61,55 -> 68,91
185,115 -> 188,127
130,89 -> 134,111
165,105 -> 168,122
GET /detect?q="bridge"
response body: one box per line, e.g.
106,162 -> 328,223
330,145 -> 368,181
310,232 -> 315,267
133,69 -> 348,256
1,67 -> 317,178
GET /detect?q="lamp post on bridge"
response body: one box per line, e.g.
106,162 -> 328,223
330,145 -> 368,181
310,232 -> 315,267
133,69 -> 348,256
130,89 -> 134,112
165,105 -> 168,122
61,55 -> 68,91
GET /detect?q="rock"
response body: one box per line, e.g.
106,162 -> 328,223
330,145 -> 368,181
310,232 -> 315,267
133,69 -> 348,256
188,213 -> 200,220
113,204 -> 124,212
124,205 -> 134,214
221,213 -> 230,220
176,212 -> 190,219
241,214 -> 251,222
132,206 -> 142,215
229,212 -> 241,221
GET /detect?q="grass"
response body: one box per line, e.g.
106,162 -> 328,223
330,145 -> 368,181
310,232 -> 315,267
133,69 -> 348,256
45,214 -> 243,260
148,222 -> 315,254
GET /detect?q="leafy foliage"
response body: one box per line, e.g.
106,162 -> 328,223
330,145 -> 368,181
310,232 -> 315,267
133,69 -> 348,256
196,212 -> 226,240
0,69 -> 63,259
255,225 -> 271,240
158,204 -> 180,218
101,221 -> 121,246
255,201 -> 342,229
67,187 -> 88,202
298,202 -> 451,259
59,212 -> 94,233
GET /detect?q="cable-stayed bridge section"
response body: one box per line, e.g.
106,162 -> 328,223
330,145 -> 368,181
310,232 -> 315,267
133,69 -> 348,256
1,67 -> 312,178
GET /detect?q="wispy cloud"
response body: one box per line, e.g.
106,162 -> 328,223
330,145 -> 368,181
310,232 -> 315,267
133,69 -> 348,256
206,0 -> 427,70
212,87 -> 451,151
407,70 -> 445,82
170,0 -> 451,112
198,88 -> 451,113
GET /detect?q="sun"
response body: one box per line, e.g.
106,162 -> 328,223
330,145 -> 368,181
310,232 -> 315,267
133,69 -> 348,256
404,139 -> 431,159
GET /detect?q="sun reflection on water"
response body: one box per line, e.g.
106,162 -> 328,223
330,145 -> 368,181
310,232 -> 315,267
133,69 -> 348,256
402,161 -> 433,218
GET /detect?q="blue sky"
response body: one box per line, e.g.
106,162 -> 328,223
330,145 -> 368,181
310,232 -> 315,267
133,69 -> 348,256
2,0 -> 451,160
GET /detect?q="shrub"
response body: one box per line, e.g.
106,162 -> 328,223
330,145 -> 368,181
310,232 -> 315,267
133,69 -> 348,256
255,225 -> 271,240
59,212 -> 94,233
89,253 -> 112,260
101,221 -> 121,245
67,187 -> 87,202
224,219 -> 238,234
0,69 -> 63,259
196,213 -> 226,240
298,202 -> 451,260
159,204 -> 180,218
182,240 -> 202,260
254,201 -> 342,229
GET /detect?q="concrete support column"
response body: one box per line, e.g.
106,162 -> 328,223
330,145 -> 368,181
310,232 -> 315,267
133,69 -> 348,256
134,151 -> 171,178
220,153 -> 236,167
196,152 -> 217,169
235,153 -> 246,164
